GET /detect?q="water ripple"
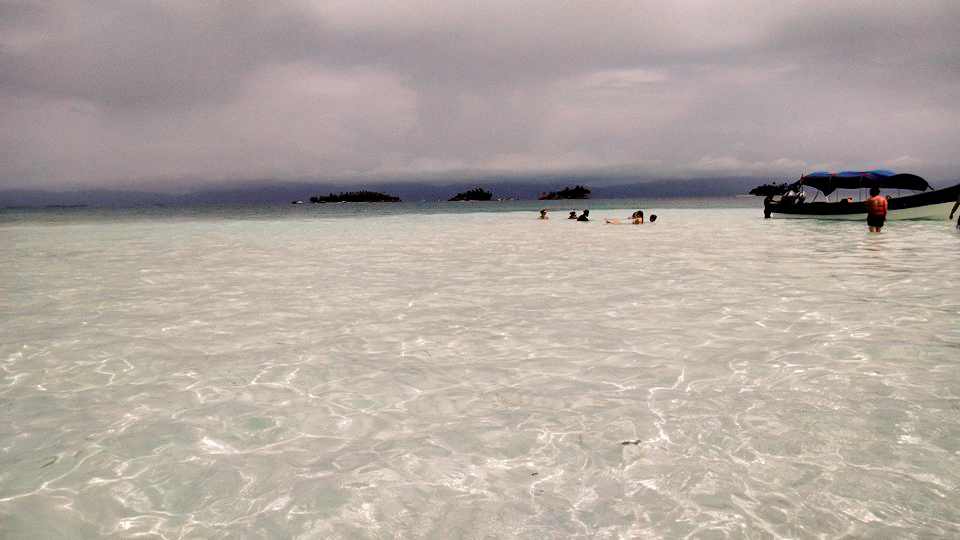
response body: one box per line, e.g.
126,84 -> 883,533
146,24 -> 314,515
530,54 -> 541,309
1,206 -> 959,538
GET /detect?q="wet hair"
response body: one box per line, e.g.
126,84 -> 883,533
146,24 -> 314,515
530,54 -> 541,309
870,187 -> 880,196
649,214 -> 657,222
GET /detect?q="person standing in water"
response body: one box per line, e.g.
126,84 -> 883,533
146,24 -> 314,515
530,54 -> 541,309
865,187 -> 888,232
538,209 -> 549,219
950,192 -> 960,229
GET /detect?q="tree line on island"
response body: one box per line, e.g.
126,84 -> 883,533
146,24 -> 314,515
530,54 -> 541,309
308,191 -> 401,203
449,187 -> 492,201
298,185 -> 592,203
538,185 -> 590,200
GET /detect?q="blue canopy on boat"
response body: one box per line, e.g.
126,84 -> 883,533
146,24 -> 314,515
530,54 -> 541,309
798,170 -> 930,196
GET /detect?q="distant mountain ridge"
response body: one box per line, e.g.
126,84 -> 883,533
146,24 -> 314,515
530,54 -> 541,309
2,176 -> 814,207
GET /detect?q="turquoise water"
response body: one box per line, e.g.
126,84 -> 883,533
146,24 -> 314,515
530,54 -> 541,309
2,201 -> 959,539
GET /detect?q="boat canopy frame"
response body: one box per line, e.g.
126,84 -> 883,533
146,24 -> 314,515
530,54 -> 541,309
797,170 -> 931,197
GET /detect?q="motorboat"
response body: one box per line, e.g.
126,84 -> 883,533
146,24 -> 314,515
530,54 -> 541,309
751,170 -> 960,220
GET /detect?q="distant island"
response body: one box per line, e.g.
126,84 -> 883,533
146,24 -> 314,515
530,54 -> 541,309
309,191 -> 401,203
539,185 -> 591,200
0,176 -> 791,207
449,187 -> 493,201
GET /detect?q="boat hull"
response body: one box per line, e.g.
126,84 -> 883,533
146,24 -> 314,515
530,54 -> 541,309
765,183 -> 960,220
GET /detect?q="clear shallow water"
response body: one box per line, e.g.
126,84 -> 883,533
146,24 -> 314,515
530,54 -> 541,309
2,202 -> 959,539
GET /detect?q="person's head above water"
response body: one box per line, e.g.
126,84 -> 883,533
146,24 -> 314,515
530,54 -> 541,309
649,214 -> 657,222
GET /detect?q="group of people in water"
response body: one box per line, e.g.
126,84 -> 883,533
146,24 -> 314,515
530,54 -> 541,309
605,210 -> 657,225
537,209 -> 657,224
537,190 -> 960,231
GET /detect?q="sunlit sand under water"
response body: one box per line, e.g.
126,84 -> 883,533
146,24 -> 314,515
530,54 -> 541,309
2,202 -> 959,539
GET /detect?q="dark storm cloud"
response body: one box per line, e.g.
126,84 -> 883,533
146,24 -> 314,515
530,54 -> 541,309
2,0 -> 960,191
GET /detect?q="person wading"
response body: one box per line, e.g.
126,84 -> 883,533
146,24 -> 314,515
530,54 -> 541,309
865,186 -> 889,233
950,192 -> 960,229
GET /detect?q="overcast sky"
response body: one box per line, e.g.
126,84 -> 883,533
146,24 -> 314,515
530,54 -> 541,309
2,0 -> 959,192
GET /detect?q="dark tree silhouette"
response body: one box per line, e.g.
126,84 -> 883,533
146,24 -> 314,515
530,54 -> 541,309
309,191 -> 401,203
538,185 -> 591,200
449,187 -> 493,201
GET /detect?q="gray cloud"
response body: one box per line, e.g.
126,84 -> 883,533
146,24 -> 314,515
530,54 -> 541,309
3,0 -> 960,191
2,0 -> 318,108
